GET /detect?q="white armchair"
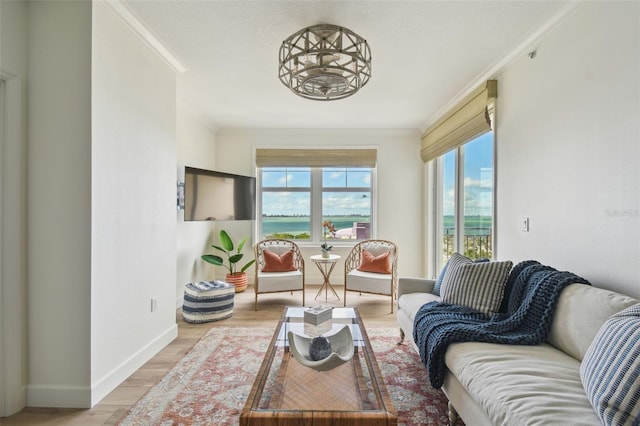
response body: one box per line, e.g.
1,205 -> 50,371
344,239 -> 398,313
254,239 -> 305,311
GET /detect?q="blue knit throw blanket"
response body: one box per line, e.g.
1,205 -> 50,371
413,260 -> 590,389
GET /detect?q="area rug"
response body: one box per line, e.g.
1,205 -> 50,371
117,327 -> 463,426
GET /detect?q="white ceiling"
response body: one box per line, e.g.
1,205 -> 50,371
123,0 -> 573,130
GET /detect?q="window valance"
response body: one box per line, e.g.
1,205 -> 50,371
255,148 -> 377,168
421,80 -> 497,162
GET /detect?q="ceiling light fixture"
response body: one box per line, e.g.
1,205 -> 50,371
278,24 -> 372,101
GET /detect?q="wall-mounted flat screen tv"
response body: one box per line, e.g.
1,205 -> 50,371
184,166 -> 256,221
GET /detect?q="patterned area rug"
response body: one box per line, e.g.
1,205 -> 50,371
117,327 -> 463,425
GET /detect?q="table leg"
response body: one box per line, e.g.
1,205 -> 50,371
313,261 -> 340,302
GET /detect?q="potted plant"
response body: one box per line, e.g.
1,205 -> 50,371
321,221 -> 336,258
202,230 -> 256,293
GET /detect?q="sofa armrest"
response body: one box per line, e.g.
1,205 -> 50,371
397,277 -> 436,299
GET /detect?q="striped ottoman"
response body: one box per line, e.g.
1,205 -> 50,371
182,280 -> 234,323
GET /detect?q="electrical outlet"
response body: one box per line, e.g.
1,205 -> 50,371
522,217 -> 530,232
150,297 -> 158,312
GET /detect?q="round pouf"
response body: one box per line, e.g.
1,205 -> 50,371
182,280 -> 234,323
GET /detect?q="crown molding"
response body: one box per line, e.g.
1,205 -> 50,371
97,0 -> 187,74
420,1 -> 585,134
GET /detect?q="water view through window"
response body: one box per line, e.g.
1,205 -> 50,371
260,167 -> 372,241
440,132 -> 493,266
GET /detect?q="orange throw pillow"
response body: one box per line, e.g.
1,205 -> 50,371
357,249 -> 391,274
262,249 -> 296,272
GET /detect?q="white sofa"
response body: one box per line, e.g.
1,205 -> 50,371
397,277 -> 639,425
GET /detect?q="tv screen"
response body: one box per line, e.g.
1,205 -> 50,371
184,166 -> 256,221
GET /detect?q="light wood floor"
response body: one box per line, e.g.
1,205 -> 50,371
1,285 -> 399,425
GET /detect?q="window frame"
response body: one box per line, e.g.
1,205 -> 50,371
257,166 -> 376,246
429,131 -> 496,276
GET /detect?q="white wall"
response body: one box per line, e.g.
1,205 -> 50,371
215,129 -> 424,285
0,0 -> 29,416
23,1 -> 179,409
496,2 -> 640,298
91,3 -> 178,405
26,0 -> 93,407
176,99 -> 218,306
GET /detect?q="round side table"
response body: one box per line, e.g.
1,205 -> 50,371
310,254 -> 341,302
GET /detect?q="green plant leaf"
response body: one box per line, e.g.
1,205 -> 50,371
237,236 -> 248,253
240,259 -> 256,273
210,244 -> 226,253
219,230 -> 234,252
201,229 -> 253,275
201,254 -> 223,266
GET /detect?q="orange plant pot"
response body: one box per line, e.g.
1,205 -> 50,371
225,272 -> 248,293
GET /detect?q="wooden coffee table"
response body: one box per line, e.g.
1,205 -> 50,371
240,307 -> 397,426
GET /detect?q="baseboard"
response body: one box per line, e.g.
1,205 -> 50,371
27,384 -> 92,409
91,323 -> 178,406
26,324 -> 178,409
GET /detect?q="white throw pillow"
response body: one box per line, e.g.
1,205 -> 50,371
439,253 -> 512,314
580,303 -> 640,425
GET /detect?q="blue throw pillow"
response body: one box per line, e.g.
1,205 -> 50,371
433,260 -> 450,296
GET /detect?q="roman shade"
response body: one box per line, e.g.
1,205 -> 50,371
255,148 -> 377,168
421,80 -> 497,162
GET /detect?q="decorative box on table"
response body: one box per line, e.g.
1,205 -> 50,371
304,305 -> 333,325
182,280 -> 234,323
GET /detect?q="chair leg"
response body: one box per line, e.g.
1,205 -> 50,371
254,293 -> 258,311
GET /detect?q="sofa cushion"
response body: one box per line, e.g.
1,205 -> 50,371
439,253 -> 513,314
357,249 -> 391,274
346,269 -> 393,295
256,270 -> 303,292
445,341 -> 601,425
548,284 -> 639,361
398,292 -> 440,322
580,303 -> 640,425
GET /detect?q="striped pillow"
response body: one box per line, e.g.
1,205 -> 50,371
439,253 -> 513,314
580,303 -> 640,425
433,255 -> 489,296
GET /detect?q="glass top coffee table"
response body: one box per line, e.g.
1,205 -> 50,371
240,306 -> 397,426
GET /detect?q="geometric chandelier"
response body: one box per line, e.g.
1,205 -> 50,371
278,24 -> 372,101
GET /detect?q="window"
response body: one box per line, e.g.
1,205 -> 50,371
435,132 -> 494,270
421,80 -> 497,276
322,167 -> 372,241
261,167 -> 312,239
259,166 -> 373,243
